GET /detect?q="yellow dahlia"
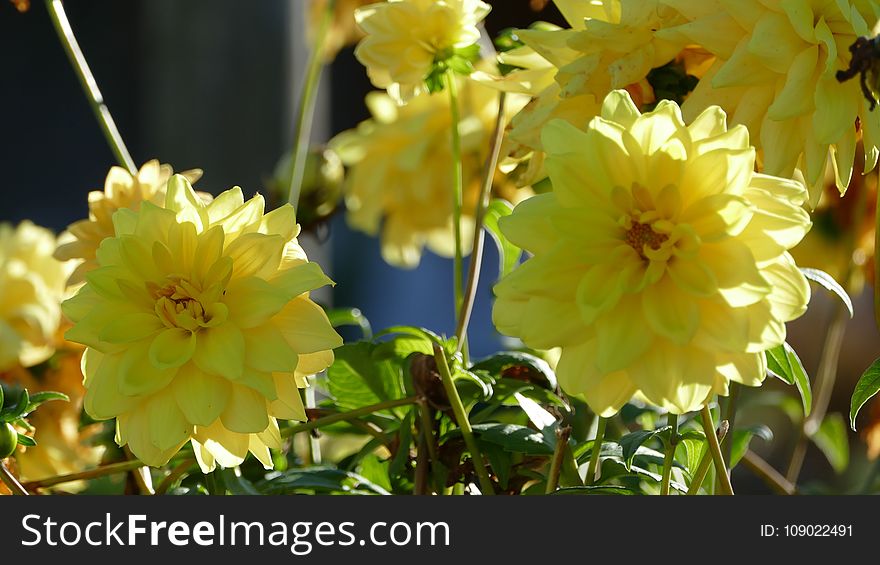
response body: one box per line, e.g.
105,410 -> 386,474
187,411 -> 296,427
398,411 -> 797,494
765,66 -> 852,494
54,160 -> 203,285
354,0 -> 491,102
493,90 -> 812,415
330,73 -> 528,268
0,222 -> 69,371
659,0 -> 880,205
5,344 -> 105,492
477,0 -> 711,187
62,176 -> 342,471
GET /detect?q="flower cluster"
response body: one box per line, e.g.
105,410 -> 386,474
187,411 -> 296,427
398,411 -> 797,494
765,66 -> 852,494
493,90 -> 812,415
62,176 -> 342,471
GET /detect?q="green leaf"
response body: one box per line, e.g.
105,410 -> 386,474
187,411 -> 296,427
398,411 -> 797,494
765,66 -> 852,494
16,433 -> 36,447
482,444 -> 511,489
0,388 -> 29,422
470,351 -> 557,389
0,383 -> 4,410
677,437 -> 706,477
326,342 -> 404,411
326,307 -> 372,339
358,454 -> 393,493
388,412 -> 414,481
550,486 -> 638,495
484,199 -> 522,278
810,413 -> 849,473
619,427 -> 670,471
730,425 -> 773,468
514,392 -> 556,430
447,55 -> 475,76
473,423 -> 555,455
800,268 -> 854,318
257,467 -> 390,495
765,342 -> 811,416
26,391 -> 70,414
850,356 -> 880,430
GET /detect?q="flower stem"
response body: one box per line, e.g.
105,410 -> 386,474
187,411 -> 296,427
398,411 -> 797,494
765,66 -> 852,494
287,0 -> 334,213
155,457 -> 197,495
45,0 -> 136,174
281,396 -> 419,438
742,450 -> 796,495
432,343 -> 494,495
22,459 -> 149,490
545,424 -> 571,494
446,71 -> 465,335
585,416 -> 608,485
0,462 -> 28,495
660,413 -> 679,495
686,419 -> 728,495
455,92 -> 506,356
700,405 -> 734,495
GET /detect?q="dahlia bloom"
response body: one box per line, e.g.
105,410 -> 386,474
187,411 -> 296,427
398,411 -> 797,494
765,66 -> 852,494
0,222 -> 70,371
478,0 -> 711,186
330,74 -> 528,268
62,176 -> 342,471
659,0 -> 880,205
54,160 -> 202,285
354,0 -> 491,102
493,90 -> 812,415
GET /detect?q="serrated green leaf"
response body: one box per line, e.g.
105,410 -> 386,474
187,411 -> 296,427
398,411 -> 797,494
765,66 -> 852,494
326,307 -> 372,339
484,199 -> 522,278
765,343 -> 811,416
800,268 -> 854,318
850,357 -> 880,430
358,454 -> 392,493
470,351 -> 557,389
730,425 -> 773,468
810,413 -> 849,473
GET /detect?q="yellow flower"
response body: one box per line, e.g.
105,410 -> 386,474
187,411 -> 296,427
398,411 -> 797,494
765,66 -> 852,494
659,0 -> 880,205
309,0 -> 382,62
354,0 -> 491,102
477,0 -> 711,186
493,90 -> 812,415
330,74 -> 528,268
0,222 -> 69,371
54,160 -> 203,286
5,345 -> 105,492
62,176 -> 343,471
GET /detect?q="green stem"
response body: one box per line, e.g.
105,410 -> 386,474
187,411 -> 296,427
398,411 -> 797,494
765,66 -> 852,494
686,420 -> 728,495
700,405 -> 734,495
281,396 -> 419,438
455,92 -> 507,356
585,417 -> 608,485
446,71 -> 465,337
432,343 -> 494,495
0,462 -> 28,495
304,385 -> 322,464
545,425 -> 571,494
287,0 -> 334,213
22,458 -> 150,490
205,470 -> 226,495
155,457 -> 197,495
742,450 -> 796,495
45,0 -> 136,174
660,414 -> 679,496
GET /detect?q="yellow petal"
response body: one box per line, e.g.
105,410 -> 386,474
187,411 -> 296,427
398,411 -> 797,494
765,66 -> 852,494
220,384 -> 269,433
192,322 -> 245,379
172,364 -> 231,426
149,328 -> 197,370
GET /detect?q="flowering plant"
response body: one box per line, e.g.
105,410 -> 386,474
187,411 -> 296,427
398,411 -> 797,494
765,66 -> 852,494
5,0 -> 880,498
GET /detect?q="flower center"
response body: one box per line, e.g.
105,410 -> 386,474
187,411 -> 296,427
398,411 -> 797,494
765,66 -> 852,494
624,221 -> 669,260
149,277 -> 220,331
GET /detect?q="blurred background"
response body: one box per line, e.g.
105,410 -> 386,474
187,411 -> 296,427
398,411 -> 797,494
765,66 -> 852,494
4,0 -> 880,493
